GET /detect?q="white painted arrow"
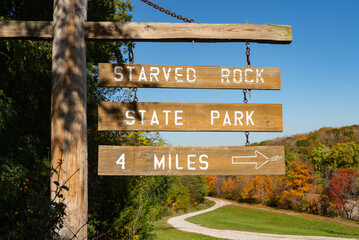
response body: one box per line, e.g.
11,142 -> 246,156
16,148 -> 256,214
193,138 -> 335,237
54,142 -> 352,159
232,150 -> 280,169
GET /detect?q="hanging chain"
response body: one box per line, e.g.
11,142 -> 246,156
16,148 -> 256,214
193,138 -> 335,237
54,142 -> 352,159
128,42 -> 138,145
133,85 -> 138,145
243,89 -> 248,104
246,42 -> 251,67
133,86 -> 139,146
245,131 -> 250,146
130,87 -> 138,146
140,0 -> 195,23
243,89 -> 250,145
133,87 -> 138,102
244,42 -> 251,146
128,43 -> 134,64
245,42 -> 252,100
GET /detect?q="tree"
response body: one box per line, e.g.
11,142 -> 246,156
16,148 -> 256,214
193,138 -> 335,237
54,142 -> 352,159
329,167 -> 358,219
325,142 -> 359,171
279,160 -> 318,211
310,143 -> 331,172
0,0 -> 136,238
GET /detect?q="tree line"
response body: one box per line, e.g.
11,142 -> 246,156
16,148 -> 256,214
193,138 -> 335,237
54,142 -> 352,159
207,125 -> 359,221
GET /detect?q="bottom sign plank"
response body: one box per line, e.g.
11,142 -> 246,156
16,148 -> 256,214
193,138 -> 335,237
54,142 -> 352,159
98,145 -> 285,176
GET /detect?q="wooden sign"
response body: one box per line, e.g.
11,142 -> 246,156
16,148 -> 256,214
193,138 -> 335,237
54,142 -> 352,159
98,102 -> 282,132
1,6 -> 292,239
98,64 -> 281,90
0,22 -> 292,44
98,145 -> 285,175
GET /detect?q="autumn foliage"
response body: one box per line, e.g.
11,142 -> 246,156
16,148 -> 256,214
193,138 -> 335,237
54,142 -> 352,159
329,167 -> 357,218
207,125 -> 359,220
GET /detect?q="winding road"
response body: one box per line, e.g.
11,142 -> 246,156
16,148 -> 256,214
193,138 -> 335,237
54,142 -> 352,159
167,197 -> 357,240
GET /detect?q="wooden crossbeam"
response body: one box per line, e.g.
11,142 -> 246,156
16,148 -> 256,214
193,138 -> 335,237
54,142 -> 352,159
0,21 -> 292,43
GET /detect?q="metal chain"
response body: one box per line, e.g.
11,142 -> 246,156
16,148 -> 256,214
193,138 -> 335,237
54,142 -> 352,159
133,87 -> 138,102
131,87 -> 139,146
245,131 -> 250,146
244,42 -> 251,146
128,43 -> 134,64
246,42 -> 251,67
243,89 -> 248,104
128,42 -> 138,145
140,0 -> 195,23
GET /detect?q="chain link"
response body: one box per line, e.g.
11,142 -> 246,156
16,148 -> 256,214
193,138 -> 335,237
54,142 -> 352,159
243,89 -> 248,104
246,42 -> 251,67
128,43 -> 134,64
245,131 -> 250,146
133,87 -> 138,102
140,0 -> 195,23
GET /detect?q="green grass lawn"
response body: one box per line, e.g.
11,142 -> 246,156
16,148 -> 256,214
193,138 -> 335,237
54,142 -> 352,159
153,200 -> 222,240
153,217 -> 222,240
187,205 -> 359,239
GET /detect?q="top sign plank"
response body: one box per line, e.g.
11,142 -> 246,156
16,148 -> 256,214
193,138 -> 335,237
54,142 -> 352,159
0,21 -> 292,44
98,64 -> 281,90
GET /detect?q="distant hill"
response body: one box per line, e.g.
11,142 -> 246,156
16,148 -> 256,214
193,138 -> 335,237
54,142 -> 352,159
253,125 -> 359,161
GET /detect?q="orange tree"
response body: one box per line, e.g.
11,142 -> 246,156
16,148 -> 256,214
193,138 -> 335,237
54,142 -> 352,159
279,160 -> 320,212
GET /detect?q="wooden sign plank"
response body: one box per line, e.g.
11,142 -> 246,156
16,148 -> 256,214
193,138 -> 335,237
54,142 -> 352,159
0,21 -> 292,44
98,102 -> 282,132
98,64 -> 281,90
98,145 -> 285,175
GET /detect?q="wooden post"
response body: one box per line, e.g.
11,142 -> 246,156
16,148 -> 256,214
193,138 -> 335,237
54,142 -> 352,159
51,0 -> 88,238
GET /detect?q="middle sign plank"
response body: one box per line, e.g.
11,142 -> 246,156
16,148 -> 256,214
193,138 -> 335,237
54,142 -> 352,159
98,102 -> 282,132
98,145 -> 285,176
98,64 -> 281,90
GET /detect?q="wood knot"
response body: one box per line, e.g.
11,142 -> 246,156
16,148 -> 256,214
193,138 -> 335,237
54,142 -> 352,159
146,24 -> 154,30
108,25 -> 115,31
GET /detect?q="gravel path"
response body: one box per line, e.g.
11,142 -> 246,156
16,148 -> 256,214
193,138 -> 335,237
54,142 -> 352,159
167,197 -> 357,240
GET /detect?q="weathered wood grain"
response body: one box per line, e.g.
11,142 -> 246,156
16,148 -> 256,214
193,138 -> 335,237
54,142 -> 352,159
0,21 -> 292,44
51,0 -> 87,237
0,21 -> 53,40
98,102 -> 282,132
85,22 -> 292,43
98,145 -> 285,175
98,64 -> 281,89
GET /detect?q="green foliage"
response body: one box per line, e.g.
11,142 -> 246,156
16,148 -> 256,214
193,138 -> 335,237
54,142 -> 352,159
326,142 -> 359,171
0,90 -> 16,134
1,1 -> 209,239
285,147 -> 297,163
0,37 -> 58,238
311,142 -> 359,173
296,139 -> 309,147
0,155 -> 67,239
310,144 -> 331,171
217,125 -> 359,220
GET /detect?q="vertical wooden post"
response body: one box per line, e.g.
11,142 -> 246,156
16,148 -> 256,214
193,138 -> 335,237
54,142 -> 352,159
51,0 -> 88,238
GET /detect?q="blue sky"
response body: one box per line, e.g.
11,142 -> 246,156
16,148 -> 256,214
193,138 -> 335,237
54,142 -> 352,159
126,0 -> 359,146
